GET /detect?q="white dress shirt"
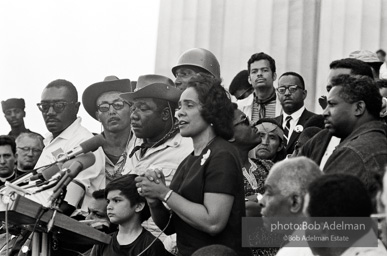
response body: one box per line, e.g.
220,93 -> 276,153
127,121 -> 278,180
27,117 -> 105,215
282,106 -> 305,141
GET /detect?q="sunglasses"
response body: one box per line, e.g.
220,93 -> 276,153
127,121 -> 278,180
97,100 -> 130,112
37,101 -> 74,113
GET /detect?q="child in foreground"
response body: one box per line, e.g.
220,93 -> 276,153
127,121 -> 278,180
90,174 -> 167,256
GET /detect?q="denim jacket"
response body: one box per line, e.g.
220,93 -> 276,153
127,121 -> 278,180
301,121 -> 387,192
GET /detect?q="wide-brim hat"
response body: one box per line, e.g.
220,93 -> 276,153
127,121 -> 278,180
82,76 -> 132,120
120,74 -> 181,103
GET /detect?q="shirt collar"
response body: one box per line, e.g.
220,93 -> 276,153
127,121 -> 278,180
283,106 -> 305,123
43,117 -> 82,145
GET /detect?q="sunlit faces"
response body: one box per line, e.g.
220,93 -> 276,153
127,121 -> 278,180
106,190 -> 143,225
326,68 -> 352,93
177,87 -> 209,138
0,145 -> 15,178
4,108 -> 25,128
96,91 -> 132,133
259,170 -> 292,217
277,75 -> 306,115
248,59 -> 276,90
233,109 -> 260,147
174,67 -> 198,91
40,86 -> 80,138
129,98 -> 165,141
16,137 -> 43,170
323,86 -> 356,138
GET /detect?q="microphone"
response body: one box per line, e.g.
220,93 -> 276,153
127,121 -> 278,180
55,134 -> 105,163
48,154 -> 96,205
30,153 -> 95,181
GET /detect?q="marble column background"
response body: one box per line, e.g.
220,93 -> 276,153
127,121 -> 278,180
154,0 -> 387,113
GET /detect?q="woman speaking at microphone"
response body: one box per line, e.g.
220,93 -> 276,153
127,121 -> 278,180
135,74 -> 252,256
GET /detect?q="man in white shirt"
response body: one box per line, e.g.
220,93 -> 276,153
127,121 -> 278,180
31,79 -> 105,216
274,72 -> 316,155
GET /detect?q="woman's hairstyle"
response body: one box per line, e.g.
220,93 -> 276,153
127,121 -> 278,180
187,73 -> 234,140
105,174 -> 150,222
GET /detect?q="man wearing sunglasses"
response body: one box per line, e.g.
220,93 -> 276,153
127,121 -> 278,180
274,72 -> 316,155
83,76 -> 134,184
31,79 -> 105,217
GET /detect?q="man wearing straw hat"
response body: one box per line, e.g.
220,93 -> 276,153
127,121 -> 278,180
82,76 -> 134,184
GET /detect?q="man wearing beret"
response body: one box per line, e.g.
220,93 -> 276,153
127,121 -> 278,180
121,74 -> 193,253
1,98 -> 40,139
82,76 -> 134,184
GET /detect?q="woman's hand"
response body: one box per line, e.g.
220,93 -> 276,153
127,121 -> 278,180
135,169 -> 170,201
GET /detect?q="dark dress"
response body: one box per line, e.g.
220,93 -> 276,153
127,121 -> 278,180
169,137 -> 252,256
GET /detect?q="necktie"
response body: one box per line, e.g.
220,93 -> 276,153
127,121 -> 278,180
283,116 -> 292,142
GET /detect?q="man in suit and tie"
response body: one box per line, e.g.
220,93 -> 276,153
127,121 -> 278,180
275,72 -> 316,155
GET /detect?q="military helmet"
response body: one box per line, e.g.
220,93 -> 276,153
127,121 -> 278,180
172,48 -> 221,79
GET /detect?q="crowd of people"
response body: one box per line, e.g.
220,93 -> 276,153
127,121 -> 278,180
0,47 -> 387,256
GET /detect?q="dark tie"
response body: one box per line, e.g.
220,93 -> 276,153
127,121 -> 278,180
283,116 -> 292,142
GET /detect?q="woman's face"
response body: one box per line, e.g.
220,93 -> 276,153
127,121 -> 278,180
177,87 -> 209,138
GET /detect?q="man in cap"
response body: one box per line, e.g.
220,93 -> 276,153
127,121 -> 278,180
27,79 -> 105,216
121,74 -> 193,252
1,98 -> 40,139
172,48 -> 221,91
274,72 -> 316,155
240,52 -> 282,124
349,50 -> 384,80
82,76 -> 134,184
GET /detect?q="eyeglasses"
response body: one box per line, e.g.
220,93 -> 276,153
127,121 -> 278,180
234,116 -> 250,127
235,88 -> 253,100
97,100 -> 130,112
37,101 -> 74,113
17,147 -> 42,154
276,85 -> 302,94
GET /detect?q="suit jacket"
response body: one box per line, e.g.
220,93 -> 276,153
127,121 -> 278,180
275,109 -> 316,155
